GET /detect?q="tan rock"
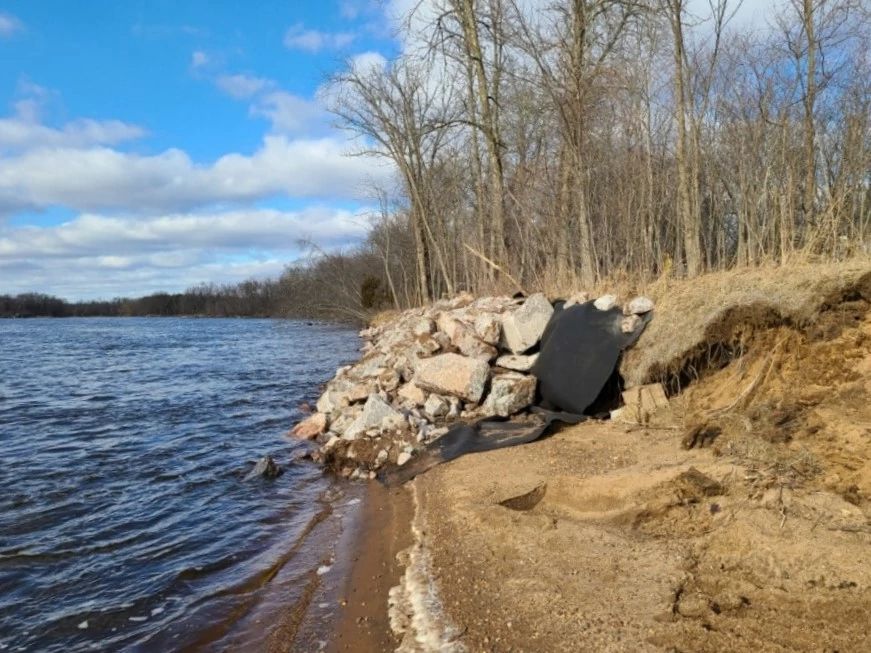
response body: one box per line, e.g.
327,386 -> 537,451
473,313 -> 502,345
397,382 -> 426,406
291,412 -> 327,440
415,353 -> 490,403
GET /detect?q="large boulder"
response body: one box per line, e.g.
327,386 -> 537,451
414,353 -> 490,403
500,293 -> 554,354
343,394 -> 405,440
482,373 -> 537,417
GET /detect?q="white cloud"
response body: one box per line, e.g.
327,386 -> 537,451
215,74 -> 275,99
0,12 -> 23,38
0,206 -> 374,299
0,115 -> 145,152
249,91 -> 325,134
0,206 -> 370,259
283,23 -> 356,52
350,51 -> 388,74
0,135 -> 393,214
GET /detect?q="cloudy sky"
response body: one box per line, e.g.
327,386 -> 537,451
0,0 -> 401,300
0,0 -> 777,301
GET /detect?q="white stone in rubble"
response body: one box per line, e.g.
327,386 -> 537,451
397,451 -> 412,466
627,296 -> 655,315
414,353 -> 490,403
500,293 -> 554,354
423,394 -> 450,419
593,294 -> 619,311
482,373 -> 537,417
343,394 -> 404,440
495,353 -> 539,372
412,318 -> 435,337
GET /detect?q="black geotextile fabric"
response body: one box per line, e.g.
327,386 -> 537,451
379,301 -> 651,486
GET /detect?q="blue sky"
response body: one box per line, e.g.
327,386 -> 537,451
0,0 -> 400,299
0,0 -> 775,300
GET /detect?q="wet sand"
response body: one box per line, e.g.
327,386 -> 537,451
326,481 -> 413,653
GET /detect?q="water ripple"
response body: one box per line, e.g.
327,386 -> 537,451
0,317 -> 358,652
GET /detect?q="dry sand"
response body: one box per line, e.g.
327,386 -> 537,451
330,263 -> 871,652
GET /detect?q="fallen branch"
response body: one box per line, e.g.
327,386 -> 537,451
463,243 -> 527,296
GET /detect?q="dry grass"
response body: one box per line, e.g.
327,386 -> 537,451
620,259 -> 871,388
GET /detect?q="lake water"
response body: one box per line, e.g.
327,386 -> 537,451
0,318 -> 360,652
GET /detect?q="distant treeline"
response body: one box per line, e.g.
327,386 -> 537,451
2,247 -> 395,322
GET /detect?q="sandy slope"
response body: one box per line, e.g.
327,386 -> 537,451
406,305 -> 871,652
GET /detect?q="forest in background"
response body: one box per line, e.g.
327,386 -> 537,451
6,0 -> 869,321
329,0 -> 869,306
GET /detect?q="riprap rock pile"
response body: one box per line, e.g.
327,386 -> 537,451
291,291 -> 653,479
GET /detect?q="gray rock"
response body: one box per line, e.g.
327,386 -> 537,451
495,353 -> 539,372
627,296 -> 654,315
423,394 -> 450,419
593,294 -> 618,311
343,394 -> 404,439
244,455 -> 282,480
482,373 -> 537,417
500,293 -> 554,354
414,353 -> 490,403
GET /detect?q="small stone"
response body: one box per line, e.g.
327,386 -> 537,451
397,452 -> 412,466
483,373 -> 537,417
415,353 -> 490,403
424,394 -> 450,419
495,353 -> 539,372
244,455 -> 282,480
78,621 -> 88,630
593,294 -> 618,311
627,296 -> 654,315
500,293 -> 554,354
376,449 -> 389,465
290,412 -> 328,440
